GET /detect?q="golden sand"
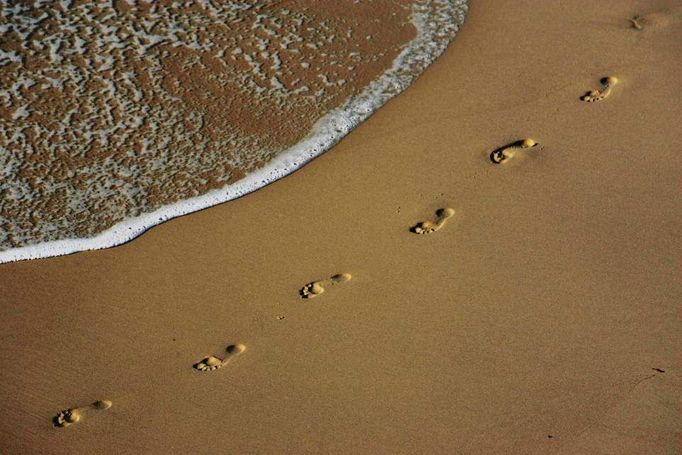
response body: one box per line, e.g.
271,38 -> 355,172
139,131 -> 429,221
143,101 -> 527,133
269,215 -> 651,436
0,0 -> 680,453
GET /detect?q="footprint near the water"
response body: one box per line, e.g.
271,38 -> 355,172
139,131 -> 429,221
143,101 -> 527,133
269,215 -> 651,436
193,343 -> 246,372
53,400 -> 112,428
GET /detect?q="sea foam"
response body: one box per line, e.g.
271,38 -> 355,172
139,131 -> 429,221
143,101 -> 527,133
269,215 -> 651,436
0,0 -> 467,263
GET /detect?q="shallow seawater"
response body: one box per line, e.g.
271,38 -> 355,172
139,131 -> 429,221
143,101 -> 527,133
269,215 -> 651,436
0,0 -> 467,262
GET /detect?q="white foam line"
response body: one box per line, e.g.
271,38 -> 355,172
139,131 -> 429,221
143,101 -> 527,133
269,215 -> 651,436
0,0 -> 468,264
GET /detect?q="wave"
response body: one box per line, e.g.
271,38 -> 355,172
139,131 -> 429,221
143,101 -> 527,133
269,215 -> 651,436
0,0 -> 467,263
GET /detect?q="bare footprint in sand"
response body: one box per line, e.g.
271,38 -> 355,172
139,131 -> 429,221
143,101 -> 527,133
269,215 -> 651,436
581,77 -> 618,103
411,208 -> 455,234
489,138 -> 537,164
53,400 -> 112,428
194,343 -> 246,372
629,15 -> 645,30
629,7 -> 682,30
300,273 -> 352,299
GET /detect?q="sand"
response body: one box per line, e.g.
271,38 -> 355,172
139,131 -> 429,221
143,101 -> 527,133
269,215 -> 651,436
1,0 -> 680,453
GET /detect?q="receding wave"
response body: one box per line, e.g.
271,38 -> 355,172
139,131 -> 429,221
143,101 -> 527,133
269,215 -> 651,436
0,0 -> 467,263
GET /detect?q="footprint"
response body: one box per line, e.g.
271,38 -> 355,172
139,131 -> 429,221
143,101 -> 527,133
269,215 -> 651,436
300,273 -> 352,299
411,208 -> 455,234
629,7 -> 682,30
193,343 -> 246,372
53,400 -> 112,428
581,76 -> 618,103
489,138 -> 537,164
629,15 -> 644,30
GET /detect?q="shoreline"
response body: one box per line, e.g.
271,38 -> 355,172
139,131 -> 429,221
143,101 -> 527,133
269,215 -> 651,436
0,0 -> 467,264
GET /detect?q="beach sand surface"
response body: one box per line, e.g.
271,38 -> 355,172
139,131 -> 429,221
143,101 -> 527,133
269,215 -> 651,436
1,0 -> 680,453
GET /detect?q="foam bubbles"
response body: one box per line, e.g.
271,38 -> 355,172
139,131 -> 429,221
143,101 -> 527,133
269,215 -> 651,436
0,1 -> 468,263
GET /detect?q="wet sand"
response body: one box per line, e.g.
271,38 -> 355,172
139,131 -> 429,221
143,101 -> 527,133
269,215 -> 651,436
1,0 -> 680,453
0,0 -> 466,258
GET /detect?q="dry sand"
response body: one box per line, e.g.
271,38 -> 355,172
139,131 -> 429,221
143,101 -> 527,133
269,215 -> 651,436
1,0 -> 681,453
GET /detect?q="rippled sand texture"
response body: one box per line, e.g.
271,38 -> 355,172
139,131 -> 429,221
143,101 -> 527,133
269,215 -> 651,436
0,0 -> 467,256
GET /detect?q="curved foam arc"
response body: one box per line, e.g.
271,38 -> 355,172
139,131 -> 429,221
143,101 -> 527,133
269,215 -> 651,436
0,1 -> 468,264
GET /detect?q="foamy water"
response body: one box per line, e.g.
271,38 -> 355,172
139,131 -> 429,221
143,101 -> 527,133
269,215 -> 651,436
0,0 -> 467,263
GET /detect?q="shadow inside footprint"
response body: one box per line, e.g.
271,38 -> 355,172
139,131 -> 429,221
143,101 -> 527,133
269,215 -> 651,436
54,409 -> 80,428
300,281 -> 325,299
581,76 -> 618,102
629,15 -> 644,29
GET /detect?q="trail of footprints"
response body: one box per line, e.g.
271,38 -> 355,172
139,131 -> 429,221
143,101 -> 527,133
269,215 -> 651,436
52,13 -> 648,433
